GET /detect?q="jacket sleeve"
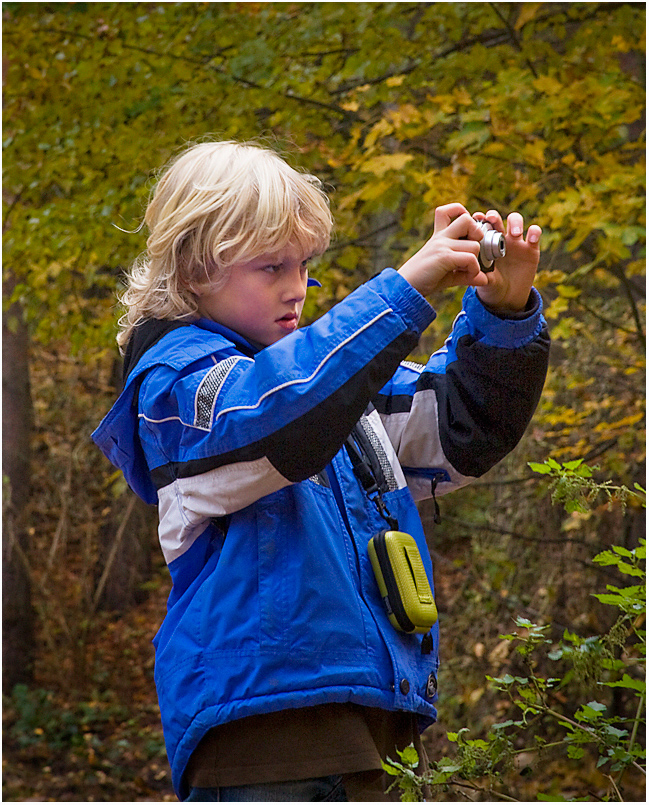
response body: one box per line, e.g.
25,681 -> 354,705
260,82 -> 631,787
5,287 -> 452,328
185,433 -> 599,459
137,269 -> 435,524
372,286 -> 550,501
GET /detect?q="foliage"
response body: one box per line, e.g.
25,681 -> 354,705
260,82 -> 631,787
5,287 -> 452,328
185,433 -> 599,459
2,682 -> 172,801
3,3 -> 645,348
528,458 -> 646,514
1,3 -> 645,800
4,684 -> 128,752
4,2 -> 644,466
384,467 -> 646,802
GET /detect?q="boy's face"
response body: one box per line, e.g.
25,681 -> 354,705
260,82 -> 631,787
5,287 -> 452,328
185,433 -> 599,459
195,243 -> 313,347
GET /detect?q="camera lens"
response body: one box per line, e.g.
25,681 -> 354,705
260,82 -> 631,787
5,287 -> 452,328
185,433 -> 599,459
476,222 -> 506,271
481,229 -> 506,262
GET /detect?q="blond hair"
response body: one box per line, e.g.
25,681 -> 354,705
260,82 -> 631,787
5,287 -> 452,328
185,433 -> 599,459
116,140 -> 334,351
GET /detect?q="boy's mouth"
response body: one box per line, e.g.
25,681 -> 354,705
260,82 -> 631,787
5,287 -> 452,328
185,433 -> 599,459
276,312 -> 299,332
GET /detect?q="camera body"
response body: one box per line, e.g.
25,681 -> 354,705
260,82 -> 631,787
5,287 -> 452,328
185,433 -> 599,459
476,220 -> 506,272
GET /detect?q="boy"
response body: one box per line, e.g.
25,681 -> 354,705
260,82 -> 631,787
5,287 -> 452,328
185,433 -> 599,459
93,140 -> 549,801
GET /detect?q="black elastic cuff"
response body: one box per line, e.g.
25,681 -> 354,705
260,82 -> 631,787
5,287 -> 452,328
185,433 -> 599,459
479,290 -> 539,321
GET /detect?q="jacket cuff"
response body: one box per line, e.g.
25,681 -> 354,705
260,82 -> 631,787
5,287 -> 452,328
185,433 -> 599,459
462,286 -> 545,348
367,269 -> 436,334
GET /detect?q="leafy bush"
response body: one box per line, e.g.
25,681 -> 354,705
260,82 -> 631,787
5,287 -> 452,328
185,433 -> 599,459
3,684 -> 129,753
384,465 -> 646,802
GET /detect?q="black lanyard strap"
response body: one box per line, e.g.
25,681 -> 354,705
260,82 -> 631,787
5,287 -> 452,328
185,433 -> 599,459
345,423 -> 399,531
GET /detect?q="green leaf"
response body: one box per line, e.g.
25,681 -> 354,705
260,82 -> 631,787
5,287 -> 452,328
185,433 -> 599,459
491,719 -> 525,730
578,701 -> 607,722
603,673 -> 646,693
436,758 -> 462,773
399,744 -> 420,767
563,459 -> 585,470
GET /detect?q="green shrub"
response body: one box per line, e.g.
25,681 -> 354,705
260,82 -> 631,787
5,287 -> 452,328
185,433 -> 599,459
384,465 -> 645,802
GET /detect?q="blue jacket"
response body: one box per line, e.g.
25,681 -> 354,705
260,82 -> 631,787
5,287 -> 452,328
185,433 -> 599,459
92,269 -> 549,799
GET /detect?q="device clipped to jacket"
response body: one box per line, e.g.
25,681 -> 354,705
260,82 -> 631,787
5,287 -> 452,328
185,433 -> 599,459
368,530 -> 438,634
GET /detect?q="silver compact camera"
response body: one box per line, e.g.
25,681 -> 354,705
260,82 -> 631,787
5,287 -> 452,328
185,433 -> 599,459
476,221 -> 506,272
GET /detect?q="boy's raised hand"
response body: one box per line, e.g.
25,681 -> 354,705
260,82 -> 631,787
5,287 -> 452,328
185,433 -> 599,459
473,209 -> 541,312
398,203 -> 487,298
398,203 -> 541,312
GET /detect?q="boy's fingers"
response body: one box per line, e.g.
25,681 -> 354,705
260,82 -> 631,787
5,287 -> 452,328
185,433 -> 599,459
446,213 -> 483,241
484,209 -> 505,232
434,202 -> 470,230
454,237 -> 480,258
444,262 -> 488,288
507,212 -> 524,238
527,224 -> 542,245
448,248 -> 481,276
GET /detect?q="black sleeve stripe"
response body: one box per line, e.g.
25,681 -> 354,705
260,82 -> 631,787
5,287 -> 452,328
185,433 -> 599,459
373,327 -> 550,479
373,393 -> 414,416
430,329 -> 550,477
151,328 -> 420,488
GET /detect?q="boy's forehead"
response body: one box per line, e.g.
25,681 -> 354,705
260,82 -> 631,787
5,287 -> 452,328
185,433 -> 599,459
248,243 -> 314,264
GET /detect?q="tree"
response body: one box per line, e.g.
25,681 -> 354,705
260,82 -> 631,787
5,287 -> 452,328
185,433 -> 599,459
2,4 -> 644,795
2,269 -> 35,691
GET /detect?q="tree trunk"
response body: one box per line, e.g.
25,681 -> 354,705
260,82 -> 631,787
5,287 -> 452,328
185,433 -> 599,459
95,492 -> 157,612
94,355 -> 157,612
2,279 -> 35,693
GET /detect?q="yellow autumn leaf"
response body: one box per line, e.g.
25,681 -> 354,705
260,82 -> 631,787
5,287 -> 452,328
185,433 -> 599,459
429,94 -> 457,115
556,284 -> 581,298
482,141 -> 507,155
546,297 -> 570,320
610,35 -> 630,52
533,269 -> 569,290
532,75 -> 563,96
515,2 -> 543,30
363,118 -> 393,150
453,87 -> 472,106
594,413 -> 644,432
359,153 -> 413,177
359,179 -> 392,201
523,139 -> 547,167
337,187 -> 364,211
388,104 -> 420,127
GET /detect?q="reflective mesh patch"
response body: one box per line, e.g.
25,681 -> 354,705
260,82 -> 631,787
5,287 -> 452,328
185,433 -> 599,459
400,359 -> 424,373
194,357 -> 241,429
359,415 -> 399,492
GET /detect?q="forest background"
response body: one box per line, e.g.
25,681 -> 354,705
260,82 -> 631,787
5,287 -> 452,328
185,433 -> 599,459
2,2 -> 645,802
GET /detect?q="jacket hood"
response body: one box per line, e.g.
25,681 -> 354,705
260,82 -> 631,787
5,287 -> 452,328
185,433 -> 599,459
122,319 -> 190,384
93,320 -> 244,505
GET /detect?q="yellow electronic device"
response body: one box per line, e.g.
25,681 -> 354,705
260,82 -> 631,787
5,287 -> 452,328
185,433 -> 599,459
368,530 -> 438,634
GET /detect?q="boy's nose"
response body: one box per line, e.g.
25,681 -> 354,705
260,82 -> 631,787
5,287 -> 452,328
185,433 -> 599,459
283,266 -> 307,302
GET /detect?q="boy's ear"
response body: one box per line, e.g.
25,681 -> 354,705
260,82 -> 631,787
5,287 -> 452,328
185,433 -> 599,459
179,270 -> 209,296
177,278 -> 198,295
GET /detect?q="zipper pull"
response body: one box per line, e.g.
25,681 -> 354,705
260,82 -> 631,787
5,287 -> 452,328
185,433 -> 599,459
421,631 -> 433,655
373,493 -> 399,531
430,478 -> 442,525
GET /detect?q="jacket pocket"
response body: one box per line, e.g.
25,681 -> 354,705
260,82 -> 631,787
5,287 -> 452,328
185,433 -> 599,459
257,483 -> 369,655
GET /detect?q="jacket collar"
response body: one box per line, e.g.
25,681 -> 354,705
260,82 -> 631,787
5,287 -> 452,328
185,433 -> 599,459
123,318 -> 262,383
